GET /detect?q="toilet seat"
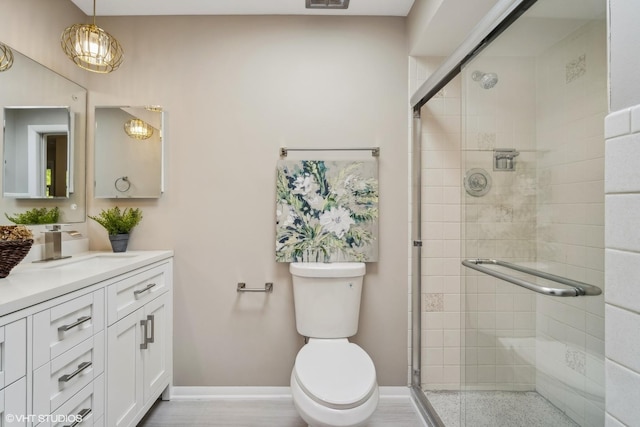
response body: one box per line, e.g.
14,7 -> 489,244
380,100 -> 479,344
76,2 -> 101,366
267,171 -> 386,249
293,339 -> 377,410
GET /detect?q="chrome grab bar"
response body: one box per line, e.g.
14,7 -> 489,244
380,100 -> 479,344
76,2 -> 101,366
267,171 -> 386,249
462,259 -> 602,297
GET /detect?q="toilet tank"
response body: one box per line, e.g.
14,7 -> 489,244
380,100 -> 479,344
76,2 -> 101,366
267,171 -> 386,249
290,262 -> 366,338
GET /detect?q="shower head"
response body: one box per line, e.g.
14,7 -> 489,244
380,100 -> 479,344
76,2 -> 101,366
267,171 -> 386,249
472,71 -> 499,89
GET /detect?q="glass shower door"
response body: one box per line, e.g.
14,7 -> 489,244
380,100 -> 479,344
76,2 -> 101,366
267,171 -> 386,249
459,0 -> 607,425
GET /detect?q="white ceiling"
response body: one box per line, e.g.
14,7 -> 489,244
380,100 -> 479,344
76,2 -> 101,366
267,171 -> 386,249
69,0 -> 416,16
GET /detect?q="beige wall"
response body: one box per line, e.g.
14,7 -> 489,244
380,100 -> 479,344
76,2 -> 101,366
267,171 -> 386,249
82,15 -> 409,386
1,1 -> 409,387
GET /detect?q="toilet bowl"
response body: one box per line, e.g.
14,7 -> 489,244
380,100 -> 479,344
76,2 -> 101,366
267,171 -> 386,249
289,263 -> 379,427
291,339 -> 379,427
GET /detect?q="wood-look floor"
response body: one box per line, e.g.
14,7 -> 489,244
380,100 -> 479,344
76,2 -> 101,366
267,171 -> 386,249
138,397 -> 426,427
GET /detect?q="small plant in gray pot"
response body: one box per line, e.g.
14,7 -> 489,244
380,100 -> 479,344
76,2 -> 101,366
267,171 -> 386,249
89,207 -> 142,252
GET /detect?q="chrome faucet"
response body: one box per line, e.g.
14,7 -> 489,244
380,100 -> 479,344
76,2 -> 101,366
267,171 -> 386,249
34,225 -> 81,262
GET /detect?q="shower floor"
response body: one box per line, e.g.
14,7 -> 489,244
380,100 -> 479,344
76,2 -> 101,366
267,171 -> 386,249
425,390 -> 579,427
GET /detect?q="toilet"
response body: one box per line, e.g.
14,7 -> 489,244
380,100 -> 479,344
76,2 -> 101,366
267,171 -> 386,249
289,262 -> 379,427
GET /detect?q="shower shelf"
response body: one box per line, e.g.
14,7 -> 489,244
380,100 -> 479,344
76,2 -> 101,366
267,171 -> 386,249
462,259 -> 602,297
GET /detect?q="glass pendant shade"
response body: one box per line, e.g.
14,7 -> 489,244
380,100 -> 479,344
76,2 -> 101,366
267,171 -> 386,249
61,23 -> 123,73
0,43 -> 14,72
124,119 -> 154,140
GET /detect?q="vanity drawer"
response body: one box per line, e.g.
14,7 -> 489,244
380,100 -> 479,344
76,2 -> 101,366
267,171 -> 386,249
0,318 -> 26,390
107,263 -> 170,325
36,374 -> 104,427
0,377 -> 27,426
33,331 -> 104,417
33,290 -> 105,369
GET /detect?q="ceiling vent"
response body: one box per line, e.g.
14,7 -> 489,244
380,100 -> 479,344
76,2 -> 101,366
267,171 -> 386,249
306,0 -> 350,9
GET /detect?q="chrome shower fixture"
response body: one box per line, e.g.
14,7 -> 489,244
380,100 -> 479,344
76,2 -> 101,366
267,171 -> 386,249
306,0 -> 349,9
472,70 -> 499,89
493,149 -> 519,171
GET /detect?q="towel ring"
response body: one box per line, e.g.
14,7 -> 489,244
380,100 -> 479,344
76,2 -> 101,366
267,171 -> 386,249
115,176 -> 131,192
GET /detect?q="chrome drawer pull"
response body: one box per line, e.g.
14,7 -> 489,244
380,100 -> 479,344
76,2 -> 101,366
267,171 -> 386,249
134,283 -> 157,296
140,319 -> 149,349
147,315 -> 155,343
58,361 -> 92,382
64,408 -> 92,427
58,316 -> 92,332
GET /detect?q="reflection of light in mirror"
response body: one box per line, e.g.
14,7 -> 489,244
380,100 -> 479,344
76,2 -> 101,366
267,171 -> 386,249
0,43 -> 13,72
124,119 -> 154,140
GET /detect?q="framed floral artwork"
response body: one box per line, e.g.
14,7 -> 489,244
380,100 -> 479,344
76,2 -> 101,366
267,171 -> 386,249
276,160 -> 378,262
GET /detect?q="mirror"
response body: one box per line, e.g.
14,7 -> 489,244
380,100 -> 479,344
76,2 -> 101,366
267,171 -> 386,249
95,106 -> 164,198
0,42 -> 87,224
3,107 -> 72,198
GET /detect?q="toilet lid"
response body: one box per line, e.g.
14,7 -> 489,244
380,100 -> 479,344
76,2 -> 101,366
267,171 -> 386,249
294,340 -> 377,410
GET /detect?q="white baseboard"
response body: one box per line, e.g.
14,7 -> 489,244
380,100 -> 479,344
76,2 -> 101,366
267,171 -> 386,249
170,386 -> 411,401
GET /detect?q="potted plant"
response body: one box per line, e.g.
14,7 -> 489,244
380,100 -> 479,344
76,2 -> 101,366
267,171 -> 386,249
89,207 -> 142,252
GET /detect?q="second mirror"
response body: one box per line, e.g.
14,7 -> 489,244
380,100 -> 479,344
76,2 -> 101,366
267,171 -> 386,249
95,106 -> 164,198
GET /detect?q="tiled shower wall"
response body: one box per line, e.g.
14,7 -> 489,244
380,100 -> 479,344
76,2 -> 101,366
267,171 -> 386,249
534,20 -> 606,427
604,106 -> 640,427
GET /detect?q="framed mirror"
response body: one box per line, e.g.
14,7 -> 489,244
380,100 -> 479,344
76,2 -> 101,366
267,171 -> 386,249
0,42 -> 87,224
95,106 -> 164,198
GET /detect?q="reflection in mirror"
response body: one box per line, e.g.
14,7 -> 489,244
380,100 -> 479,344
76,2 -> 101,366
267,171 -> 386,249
0,42 -> 87,225
3,107 -> 72,198
95,106 -> 164,198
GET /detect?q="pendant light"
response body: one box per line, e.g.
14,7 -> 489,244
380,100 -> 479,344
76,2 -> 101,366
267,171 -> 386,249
61,0 -> 124,73
0,43 -> 13,72
124,119 -> 154,140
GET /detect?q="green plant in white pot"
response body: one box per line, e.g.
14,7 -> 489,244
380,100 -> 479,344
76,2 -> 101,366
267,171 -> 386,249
89,207 -> 142,252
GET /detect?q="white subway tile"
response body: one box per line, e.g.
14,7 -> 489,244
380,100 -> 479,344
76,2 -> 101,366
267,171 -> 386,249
605,133 -> 640,193
606,305 -> 640,373
606,249 -> 640,313
606,360 -> 640,426
605,194 -> 640,252
605,108 -> 630,139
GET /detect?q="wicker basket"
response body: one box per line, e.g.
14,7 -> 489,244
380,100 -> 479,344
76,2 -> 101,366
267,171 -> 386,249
0,239 -> 34,278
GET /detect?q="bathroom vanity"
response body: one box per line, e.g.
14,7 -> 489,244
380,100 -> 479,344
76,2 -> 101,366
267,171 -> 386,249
0,250 -> 173,427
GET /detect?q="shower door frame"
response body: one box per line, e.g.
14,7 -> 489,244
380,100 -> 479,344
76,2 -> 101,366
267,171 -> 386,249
408,0 -> 539,424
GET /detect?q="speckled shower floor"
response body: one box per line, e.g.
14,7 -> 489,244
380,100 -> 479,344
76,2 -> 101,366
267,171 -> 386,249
425,390 -> 579,427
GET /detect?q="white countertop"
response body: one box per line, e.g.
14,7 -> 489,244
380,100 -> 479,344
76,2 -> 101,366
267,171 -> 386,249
0,250 -> 173,317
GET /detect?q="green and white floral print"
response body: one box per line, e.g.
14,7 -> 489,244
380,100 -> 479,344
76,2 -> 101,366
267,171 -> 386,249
276,160 -> 378,262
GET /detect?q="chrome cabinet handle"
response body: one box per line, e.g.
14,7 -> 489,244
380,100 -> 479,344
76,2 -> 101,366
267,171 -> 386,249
64,408 -> 91,427
134,283 -> 156,296
58,316 -> 92,332
147,315 -> 155,343
58,361 -> 92,382
140,319 -> 149,349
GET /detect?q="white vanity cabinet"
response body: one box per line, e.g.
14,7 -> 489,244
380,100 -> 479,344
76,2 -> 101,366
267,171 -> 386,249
0,251 -> 173,427
106,263 -> 172,427
0,318 -> 27,426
